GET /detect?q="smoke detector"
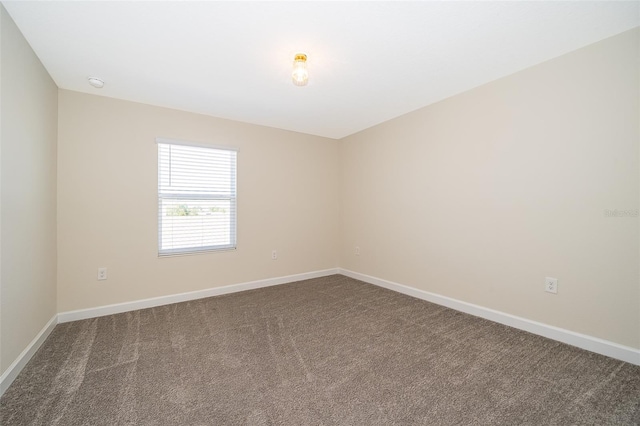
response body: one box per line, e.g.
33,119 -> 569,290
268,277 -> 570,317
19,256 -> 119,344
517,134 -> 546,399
87,77 -> 104,88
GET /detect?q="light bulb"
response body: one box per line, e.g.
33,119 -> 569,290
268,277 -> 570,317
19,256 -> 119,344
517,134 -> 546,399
292,53 -> 308,86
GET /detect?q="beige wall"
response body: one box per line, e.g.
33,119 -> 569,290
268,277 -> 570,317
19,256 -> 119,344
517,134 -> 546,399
0,5 -> 58,374
57,90 -> 340,312
2,12 -> 636,377
340,28 -> 640,349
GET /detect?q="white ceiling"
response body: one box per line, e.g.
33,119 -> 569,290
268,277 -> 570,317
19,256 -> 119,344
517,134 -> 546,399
3,1 -> 639,139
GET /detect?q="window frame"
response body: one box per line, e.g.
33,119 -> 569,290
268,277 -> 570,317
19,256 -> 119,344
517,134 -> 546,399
156,138 -> 238,257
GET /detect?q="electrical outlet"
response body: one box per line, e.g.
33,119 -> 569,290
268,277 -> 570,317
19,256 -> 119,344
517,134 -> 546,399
271,250 -> 278,260
355,246 -> 360,256
545,277 -> 557,294
97,267 -> 107,281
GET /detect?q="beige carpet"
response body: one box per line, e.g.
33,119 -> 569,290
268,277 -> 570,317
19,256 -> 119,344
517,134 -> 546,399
1,274 -> 639,425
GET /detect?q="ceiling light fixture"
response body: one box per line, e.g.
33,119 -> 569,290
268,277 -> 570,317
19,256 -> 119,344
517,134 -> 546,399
292,53 -> 308,86
87,77 -> 104,88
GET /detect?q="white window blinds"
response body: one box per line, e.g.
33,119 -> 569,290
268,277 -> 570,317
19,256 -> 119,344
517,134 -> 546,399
157,139 -> 237,255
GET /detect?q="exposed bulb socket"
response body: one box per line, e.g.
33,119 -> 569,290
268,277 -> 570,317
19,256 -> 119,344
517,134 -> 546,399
292,53 -> 308,86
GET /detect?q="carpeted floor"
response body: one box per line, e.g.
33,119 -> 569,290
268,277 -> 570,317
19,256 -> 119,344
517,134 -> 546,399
1,274 -> 639,425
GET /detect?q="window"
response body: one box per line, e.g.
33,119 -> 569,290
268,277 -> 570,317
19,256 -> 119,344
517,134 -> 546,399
157,139 -> 237,255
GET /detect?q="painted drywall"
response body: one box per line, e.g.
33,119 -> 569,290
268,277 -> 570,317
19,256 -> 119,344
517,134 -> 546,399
0,4 -> 58,374
340,28 -> 640,349
57,90 -> 340,312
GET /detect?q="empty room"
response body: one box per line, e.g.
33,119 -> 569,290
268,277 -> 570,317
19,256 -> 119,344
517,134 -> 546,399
1,1 -> 639,424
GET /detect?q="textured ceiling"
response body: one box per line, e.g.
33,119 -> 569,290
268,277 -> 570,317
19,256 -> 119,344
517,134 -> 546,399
3,1 -> 639,139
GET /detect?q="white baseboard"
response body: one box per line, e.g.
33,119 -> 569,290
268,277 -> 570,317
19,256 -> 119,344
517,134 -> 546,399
0,314 -> 58,397
339,268 -> 640,366
5,267 -> 636,401
58,268 -> 340,323
2,269 -> 339,397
